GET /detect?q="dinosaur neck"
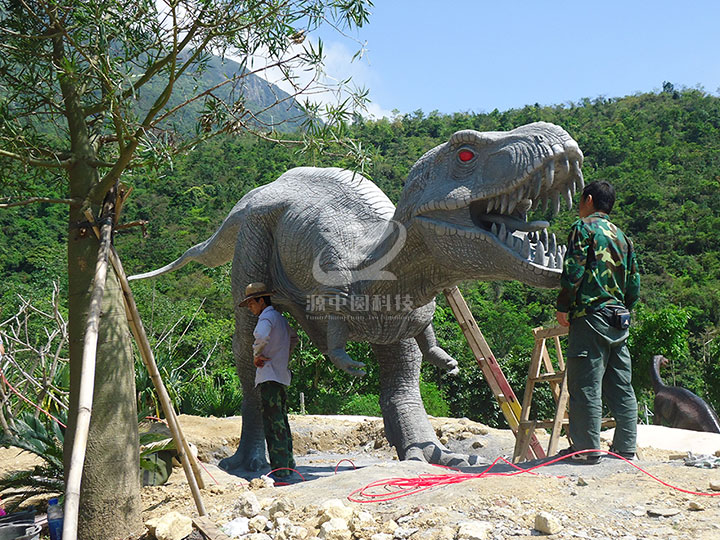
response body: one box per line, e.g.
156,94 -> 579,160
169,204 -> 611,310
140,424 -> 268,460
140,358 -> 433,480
361,222 -> 459,307
651,356 -> 666,392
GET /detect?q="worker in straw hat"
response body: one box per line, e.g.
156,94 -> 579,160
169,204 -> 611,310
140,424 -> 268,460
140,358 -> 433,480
239,282 -> 299,478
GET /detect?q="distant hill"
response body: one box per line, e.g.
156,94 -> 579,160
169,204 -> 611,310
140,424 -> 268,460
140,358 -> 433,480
137,53 -> 307,134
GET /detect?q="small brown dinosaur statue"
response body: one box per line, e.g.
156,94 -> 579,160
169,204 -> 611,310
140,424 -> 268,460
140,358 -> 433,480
651,355 -> 720,433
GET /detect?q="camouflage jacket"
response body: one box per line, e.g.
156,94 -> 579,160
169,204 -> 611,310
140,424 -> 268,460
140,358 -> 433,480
556,212 -> 640,319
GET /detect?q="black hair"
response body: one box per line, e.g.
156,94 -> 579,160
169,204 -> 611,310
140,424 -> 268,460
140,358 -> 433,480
582,180 -> 615,213
259,296 -> 272,306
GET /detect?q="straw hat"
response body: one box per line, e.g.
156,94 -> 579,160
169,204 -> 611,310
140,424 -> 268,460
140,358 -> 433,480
238,282 -> 274,306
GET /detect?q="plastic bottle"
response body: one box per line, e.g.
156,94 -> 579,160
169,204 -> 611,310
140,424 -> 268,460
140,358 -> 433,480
47,498 -> 63,540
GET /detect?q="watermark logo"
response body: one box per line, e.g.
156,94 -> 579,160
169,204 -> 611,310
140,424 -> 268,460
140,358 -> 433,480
306,293 -> 414,314
311,220 -> 407,286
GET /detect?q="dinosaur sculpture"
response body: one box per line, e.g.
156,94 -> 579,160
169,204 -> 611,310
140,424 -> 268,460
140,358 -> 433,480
130,121 -> 584,468
651,355 -> 720,433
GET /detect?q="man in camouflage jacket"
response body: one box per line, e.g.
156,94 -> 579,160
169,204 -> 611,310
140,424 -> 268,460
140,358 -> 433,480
556,181 -> 640,463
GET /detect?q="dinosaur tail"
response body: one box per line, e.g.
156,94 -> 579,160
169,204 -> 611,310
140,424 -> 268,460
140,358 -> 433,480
128,202 -> 245,281
650,355 -> 667,393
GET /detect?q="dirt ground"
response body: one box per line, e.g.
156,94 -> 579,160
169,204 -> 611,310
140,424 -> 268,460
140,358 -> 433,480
4,414 -> 720,539
143,415 -> 720,539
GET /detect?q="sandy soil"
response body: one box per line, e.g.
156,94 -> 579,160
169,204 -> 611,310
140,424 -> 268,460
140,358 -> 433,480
4,415 -> 720,539
143,415 -> 720,539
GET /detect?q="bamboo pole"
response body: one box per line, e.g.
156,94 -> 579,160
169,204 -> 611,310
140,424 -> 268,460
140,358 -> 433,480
110,245 -> 207,512
82,211 -> 206,513
62,212 -> 113,540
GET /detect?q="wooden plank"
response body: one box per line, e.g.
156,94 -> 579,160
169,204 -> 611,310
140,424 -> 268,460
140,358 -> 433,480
532,325 -> 569,340
194,516 -> 233,540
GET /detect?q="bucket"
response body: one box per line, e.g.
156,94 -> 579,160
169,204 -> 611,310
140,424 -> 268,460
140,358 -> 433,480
0,523 -> 41,540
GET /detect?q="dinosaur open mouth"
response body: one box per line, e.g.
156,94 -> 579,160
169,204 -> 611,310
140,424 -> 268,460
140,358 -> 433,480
415,147 -> 583,272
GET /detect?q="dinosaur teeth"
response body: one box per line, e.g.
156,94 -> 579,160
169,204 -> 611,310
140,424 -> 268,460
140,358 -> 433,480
559,155 -> 570,175
553,191 -> 561,216
572,159 -> 584,190
563,187 -> 573,209
532,172 -> 543,199
547,252 -> 556,269
534,247 -> 546,266
546,161 -> 555,188
549,232 -> 556,255
499,222 -> 507,241
540,228 -> 548,250
522,235 -> 531,259
500,193 -> 508,214
491,223 -> 498,236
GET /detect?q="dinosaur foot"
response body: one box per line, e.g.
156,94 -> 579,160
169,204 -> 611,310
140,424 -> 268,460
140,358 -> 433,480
403,441 -> 488,468
219,441 -> 267,472
424,346 -> 459,376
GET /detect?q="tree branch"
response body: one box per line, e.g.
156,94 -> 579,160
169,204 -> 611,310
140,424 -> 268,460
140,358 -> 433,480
0,148 -> 73,168
0,197 -> 81,209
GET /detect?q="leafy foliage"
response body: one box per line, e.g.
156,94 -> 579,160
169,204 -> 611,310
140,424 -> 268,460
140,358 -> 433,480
0,412 -> 65,511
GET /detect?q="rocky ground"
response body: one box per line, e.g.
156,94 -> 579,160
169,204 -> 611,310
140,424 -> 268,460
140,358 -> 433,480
3,414 -> 720,539
137,415 -> 720,540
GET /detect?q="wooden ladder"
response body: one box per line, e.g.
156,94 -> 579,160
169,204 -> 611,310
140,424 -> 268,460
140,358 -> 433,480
443,287 -> 545,462
511,325 -> 616,463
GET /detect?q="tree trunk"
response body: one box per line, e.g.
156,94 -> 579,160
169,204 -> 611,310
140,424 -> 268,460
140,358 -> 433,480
65,204 -> 142,539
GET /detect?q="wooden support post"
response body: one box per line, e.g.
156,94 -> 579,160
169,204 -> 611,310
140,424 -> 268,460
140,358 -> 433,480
63,211 -> 113,540
111,246 -> 207,514
83,211 -> 206,515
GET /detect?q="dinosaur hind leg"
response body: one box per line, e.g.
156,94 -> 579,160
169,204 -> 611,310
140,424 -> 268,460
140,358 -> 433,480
372,339 -> 485,467
219,308 -> 268,472
220,222 -> 275,472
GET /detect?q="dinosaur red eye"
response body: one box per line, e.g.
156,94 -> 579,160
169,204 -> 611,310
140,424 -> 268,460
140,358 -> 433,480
458,149 -> 475,162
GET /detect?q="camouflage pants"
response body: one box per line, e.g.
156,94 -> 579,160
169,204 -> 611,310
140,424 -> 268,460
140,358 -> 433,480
259,381 -> 295,476
566,311 -> 637,455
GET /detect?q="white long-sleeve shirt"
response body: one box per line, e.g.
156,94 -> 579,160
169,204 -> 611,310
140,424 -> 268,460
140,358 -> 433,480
253,306 -> 298,387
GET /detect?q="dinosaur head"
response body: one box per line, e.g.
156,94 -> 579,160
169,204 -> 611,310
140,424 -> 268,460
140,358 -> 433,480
396,122 -> 583,288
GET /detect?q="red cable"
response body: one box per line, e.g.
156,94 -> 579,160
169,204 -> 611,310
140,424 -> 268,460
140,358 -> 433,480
347,449 -> 720,503
0,371 -> 67,428
334,459 -> 357,474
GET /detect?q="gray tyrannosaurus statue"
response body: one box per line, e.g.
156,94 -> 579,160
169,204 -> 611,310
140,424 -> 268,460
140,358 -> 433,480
130,121 -> 584,469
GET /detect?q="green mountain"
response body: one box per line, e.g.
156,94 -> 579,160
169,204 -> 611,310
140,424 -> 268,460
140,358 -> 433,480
137,53 -> 308,134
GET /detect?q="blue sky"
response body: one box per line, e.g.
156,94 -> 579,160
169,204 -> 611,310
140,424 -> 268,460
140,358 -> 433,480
317,1 -> 720,118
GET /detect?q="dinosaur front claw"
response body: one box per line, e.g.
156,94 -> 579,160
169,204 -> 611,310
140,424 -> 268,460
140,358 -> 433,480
424,346 -> 459,375
329,350 -> 366,377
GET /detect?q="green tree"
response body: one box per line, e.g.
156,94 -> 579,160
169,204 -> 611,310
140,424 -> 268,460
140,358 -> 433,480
0,1 -> 372,537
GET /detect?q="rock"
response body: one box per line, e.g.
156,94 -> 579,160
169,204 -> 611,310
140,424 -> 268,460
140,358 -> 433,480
318,499 -> 353,524
709,480 -> 720,491
577,477 -> 589,486
270,498 -> 296,519
688,501 -> 705,511
233,491 -> 261,518
534,512 -> 563,535
145,511 -> 193,540
379,520 -> 398,535
458,431 -> 474,440
207,484 -> 226,494
249,515 -> 269,532
222,517 -> 250,538
349,510 -> 376,533
415,526 -> 455,540
471,440 -> 484,449
374,439 -> 385,449
469,425 -> 489,435
457,520 -> 493,540
246,534 -> 273,540
393,527 -> 419,538
369,535 -> 392,540
647,507 -> 681,517
318,517 -> 351,540
439,436 -> 449,445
